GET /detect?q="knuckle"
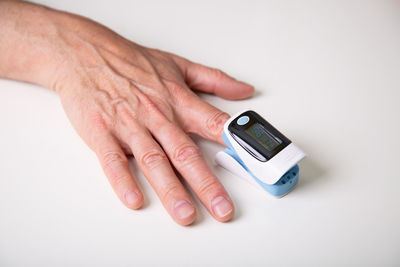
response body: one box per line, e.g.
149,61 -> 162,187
197,176 -> 221,198
140,150 -> 167,170
173,144 -> 201,164
208,68 -> 227,92
110,96 -> 131,115
101,151 -> 130,185
102,151 -> 128,169
160,182 -> 181,203
136,89 -> 175,121
141,96 -> 170,119
112,98 -> 140,130
109,172 -> 130,186
90,111 -> 109,132
213,68 -> 225,79
205,111 -> 230,136
165,79 -> 185,93
140,94 -> 159,112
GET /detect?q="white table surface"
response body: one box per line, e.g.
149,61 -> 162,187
1,1 -> 399,266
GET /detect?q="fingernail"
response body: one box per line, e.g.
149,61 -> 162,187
174,200 -> 195,220
125,190 -> 140,206
211,196 -> 233,218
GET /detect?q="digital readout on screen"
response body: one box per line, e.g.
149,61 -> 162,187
246,123 -> 281,151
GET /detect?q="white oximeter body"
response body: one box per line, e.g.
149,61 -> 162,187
215,110 -> 306,197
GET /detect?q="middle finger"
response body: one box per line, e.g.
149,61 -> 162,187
126,126 -> 196,226
146,108 -> 235,222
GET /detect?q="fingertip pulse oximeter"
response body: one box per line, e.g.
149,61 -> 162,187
215,110 -> 306,197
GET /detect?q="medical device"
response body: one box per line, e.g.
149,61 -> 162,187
215,110 -> 306,197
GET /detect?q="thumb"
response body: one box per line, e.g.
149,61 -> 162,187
176,58 -> 254,100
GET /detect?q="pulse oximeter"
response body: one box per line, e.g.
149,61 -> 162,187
215,110 -> 306,197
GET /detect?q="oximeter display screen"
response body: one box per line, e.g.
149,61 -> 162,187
228,110 -> 291,161
246,123 -> 281,151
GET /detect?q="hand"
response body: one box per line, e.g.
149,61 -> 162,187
0,2 -> 254,225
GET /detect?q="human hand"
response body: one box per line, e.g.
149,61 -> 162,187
0,2 -> 254,225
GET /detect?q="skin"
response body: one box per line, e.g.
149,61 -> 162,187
0,1 -> 254,226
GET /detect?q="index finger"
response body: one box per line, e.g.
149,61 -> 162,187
177,93 -> 230,145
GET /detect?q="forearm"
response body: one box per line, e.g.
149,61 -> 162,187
0,1 -> 64,89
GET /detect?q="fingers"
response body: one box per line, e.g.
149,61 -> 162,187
175,57 -> 254,100
94,132 -> 144,210
178,94 -> 230,145
146,113 -> 235,222
127,126 -> 196,226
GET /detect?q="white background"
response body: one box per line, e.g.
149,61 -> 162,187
1,1 -> 399,266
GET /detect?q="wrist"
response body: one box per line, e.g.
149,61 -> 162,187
0,1 -> 65,90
